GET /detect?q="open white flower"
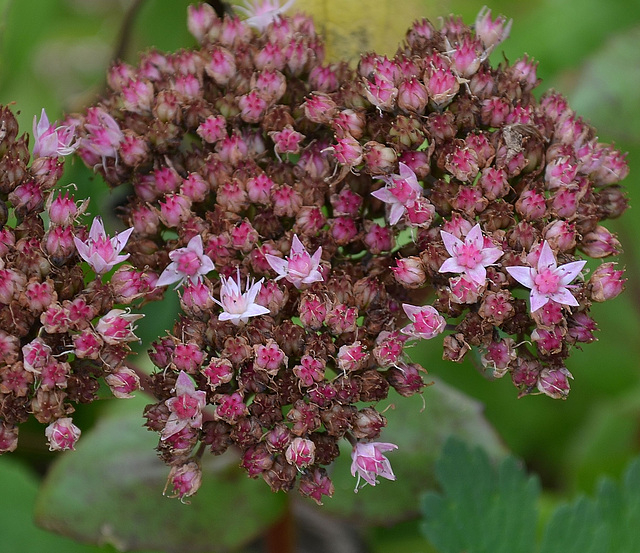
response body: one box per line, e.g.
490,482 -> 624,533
215,268 -> 270,325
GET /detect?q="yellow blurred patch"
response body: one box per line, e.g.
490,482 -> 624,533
230,0 -> 450,63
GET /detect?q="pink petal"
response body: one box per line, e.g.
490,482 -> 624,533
440,230 -> 463,257
156,264 -> 182,287
480,246 -> 503,266
291,234 -> 305,255
557,260 -> 587,286
388,203 -> 406,225
371,187 -> 396,204
265,254 -> 288,276
465,224 -> 484,249
550,287 -> 580,307
439,257 -> 465,275
530,290 -> 550,313
466,264 -> 487,285
187,234 -> 204,256
88,218 -> 106,242
401,303 -> 423,321
506,266 -> 535,289
536,241 -> 557,272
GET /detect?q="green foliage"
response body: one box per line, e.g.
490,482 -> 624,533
35,398 -> 287,553
322,381 -> 506,524
421,438 -> 640,553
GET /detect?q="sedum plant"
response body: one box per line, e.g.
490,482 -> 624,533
0,0 -> 629,506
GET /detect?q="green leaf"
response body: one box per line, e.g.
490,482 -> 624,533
421,439 -> 640,553
421,439 -> 539,553
321,379 -> 507,524
0,456 -> 111,553
35,397 -> 287,553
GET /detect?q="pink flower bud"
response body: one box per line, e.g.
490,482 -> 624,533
187,3 -> 217,43
293,355 -> 325,387
337,341 -> 368,373
363,222 -> 394,254
47,192 -> 81,225
254,339 -> 288,375
96,309 -> 143,345
202,357 -> 234,390
105,367 -> 140,398
424,66 -> 459,108
567,312 -> 598,343
510,55 -> 538,91
537,367 -> 572,399
158,194 -> 193,228
543,220 -> 576,252
238,90 -> 269,123
516,189 -> 547,220
44,225 -> 76,262
397,77 -> 429,113
475,6 -> 512,48
299,467 -> 334,505
303,92 -> 338,124
480,338 -> 516,377
206,46 -> 236,86
165,461 -> 202,501
363,141 -> 397,174
285,437 -> 316,468
480,97 -> 510,127
579,226 -> 621,258
333,134 -> 363,166
589,262 -> 625,302
122,79 -> 154,114
172,342 -> 205,373
330,217 -> 359,245
298,293 -> 327,330
45,417 -> 81,451
392,257 -> 426,288
214,392 -> 247,424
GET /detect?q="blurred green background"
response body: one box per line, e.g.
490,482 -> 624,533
1,0 -> 640,551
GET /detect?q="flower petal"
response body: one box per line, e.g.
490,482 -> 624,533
506,266 -> 535,289
557,260 -> 587,286
440,230 -> 463,257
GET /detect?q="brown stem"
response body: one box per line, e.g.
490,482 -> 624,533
112,0 -> 146,63
265,498 -> 295,553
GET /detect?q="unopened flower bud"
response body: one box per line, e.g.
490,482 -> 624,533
45,417 -> 81,451
589,263 -> 625,302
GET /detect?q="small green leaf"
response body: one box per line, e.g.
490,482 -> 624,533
0,456 -> 113,553
35,398 -> 287,553
421,439 -> 640,553
421,438 -> 539,553
322,379 -> 507,524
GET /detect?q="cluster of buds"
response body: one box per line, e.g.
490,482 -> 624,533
0,105 -> 151,454
61,1 -> 628,501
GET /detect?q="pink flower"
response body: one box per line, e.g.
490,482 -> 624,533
265,235 -> 323,289
506,241 -> 586,312
350,441 -> 398,491
236,0 -> 295,31
156,235 -> 215,289
73,217 -> 133,275
45,417 -> 81,451
371,162 -> 423,225
401,303 -> 446,340
95,309 -> 144,345
32,109 -> 78,158
215,268 -> 270,325
162,371 -> 207,440
439,223 -> 503,285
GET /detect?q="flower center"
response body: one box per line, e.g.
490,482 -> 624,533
176,251 -> 202,277
534,269 -> 561,294
173,394 -> 200,419
456,242 -> 482,269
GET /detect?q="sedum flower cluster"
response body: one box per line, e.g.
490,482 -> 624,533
0,106 -> 151,455
0,1 -> 629,503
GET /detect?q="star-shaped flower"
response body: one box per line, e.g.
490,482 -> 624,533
350,441 -> 398,491
162,371 -> 207,440
400,303 -> 446,340
235,0 -> 295,31
156,235 -> 215,289
73,217 -> 133,275
439,223 -> 503,285
265,235 -> 323,289
506,241 -> 586,312
215,268 -> 270,325
32,108 -> 78,158
371,163 -> 423,225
